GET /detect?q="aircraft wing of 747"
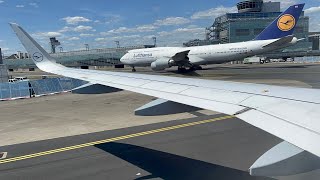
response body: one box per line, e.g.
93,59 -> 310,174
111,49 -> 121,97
120,4 -> 303,72
10,3 -> 320,177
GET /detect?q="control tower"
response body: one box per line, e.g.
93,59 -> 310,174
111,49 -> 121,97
236,0 -> 264,13
50,37 -> 61,54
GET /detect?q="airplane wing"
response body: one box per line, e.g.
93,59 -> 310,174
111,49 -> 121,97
11,23 -> 320,176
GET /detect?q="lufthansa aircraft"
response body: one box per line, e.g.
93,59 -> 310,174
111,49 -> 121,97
120,4 -> 303,72
10,3 -> 320,177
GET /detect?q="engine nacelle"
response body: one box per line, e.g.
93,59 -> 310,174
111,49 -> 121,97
151,58 -> 175,71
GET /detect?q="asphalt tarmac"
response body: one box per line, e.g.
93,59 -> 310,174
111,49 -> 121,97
0,114 -> 278,180
2,63 -> 320,180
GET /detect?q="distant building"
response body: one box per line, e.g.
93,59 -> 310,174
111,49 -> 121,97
0,48 -> 9,83
186,0 -> 319,55
183,39 -> 219,47
0,65 -> 8,83
205,0 -> 312,51
5,52 -> 30,60
309,32 -> 320,51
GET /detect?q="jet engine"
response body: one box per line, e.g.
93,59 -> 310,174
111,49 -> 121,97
151,58 -> 175,71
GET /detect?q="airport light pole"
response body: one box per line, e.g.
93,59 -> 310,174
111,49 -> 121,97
0,48 -> 3,64
85,44 -> 89,51
152,37 -> 157,47
115,41 -> 120,48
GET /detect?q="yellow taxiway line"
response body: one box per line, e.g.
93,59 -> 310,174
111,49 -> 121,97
0,115 -> 234,164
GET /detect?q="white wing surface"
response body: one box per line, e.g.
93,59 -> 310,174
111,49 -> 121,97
10,23 -> 320,158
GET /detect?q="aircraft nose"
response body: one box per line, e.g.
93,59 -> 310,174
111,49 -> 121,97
120,54 -> 128,64
120,58 -> 125,65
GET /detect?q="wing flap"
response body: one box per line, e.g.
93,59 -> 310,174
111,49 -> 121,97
241,96 -> 320,133
237,109 -> 320,157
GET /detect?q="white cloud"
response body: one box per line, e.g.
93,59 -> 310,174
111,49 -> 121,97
155,17 -> 191,26
59,25 -> 93,32
0,1 -> 4,4
136,25 -> 158,32
156,26 -> 205,46
29,2 -> 38,8
80,33 -> 94,37
174,27 -> 204,33
33,32 -> 62,39
304,6 -> 320,32
305,6 -> 320,15
191,6 -> 237,19
68,37 -> 80,41
113,35 -> 141,40
16,5 -> 25,8
74,25 -> 93,32
95,34 -> 141,45
59,26 -> 72,33
105,14 -> 122,24
101,25 -> 157,36
95,38 -> 106,42
62,16 -> 91,25
158,27 -> 203,37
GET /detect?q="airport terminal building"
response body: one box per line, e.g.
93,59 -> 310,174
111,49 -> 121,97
208,1 -> 309,46
185,0 -> 319,59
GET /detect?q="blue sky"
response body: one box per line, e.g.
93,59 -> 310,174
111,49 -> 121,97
0,0 -> 320,55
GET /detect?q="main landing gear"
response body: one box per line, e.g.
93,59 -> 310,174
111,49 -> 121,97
178,67 -> 187,73
178,65 -> 202,73
191,65 -> 203,70
131,66 -> 136,72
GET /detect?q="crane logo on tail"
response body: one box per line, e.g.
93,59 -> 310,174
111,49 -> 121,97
277,14 -> 296,31
32,52 -> 43,62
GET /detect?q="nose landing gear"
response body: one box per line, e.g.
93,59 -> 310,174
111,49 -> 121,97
132,67 -> 136,72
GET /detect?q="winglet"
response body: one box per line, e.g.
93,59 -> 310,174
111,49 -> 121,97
9,23 -> 62,72
255,4 -> 305,40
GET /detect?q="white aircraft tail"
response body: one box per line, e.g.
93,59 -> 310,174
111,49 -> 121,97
9,23 -> 63,72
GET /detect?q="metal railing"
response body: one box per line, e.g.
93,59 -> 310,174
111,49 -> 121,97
0,78 -> 86,101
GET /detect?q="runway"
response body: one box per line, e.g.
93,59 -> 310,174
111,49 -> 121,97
2,63 -> 320,179
0,114 -> 277,180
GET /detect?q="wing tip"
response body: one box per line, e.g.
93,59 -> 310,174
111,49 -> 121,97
9,22 -> 19,27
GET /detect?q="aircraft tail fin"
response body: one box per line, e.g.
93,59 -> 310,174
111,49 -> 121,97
9,23 -> 62,72
254,4 -> 304,40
